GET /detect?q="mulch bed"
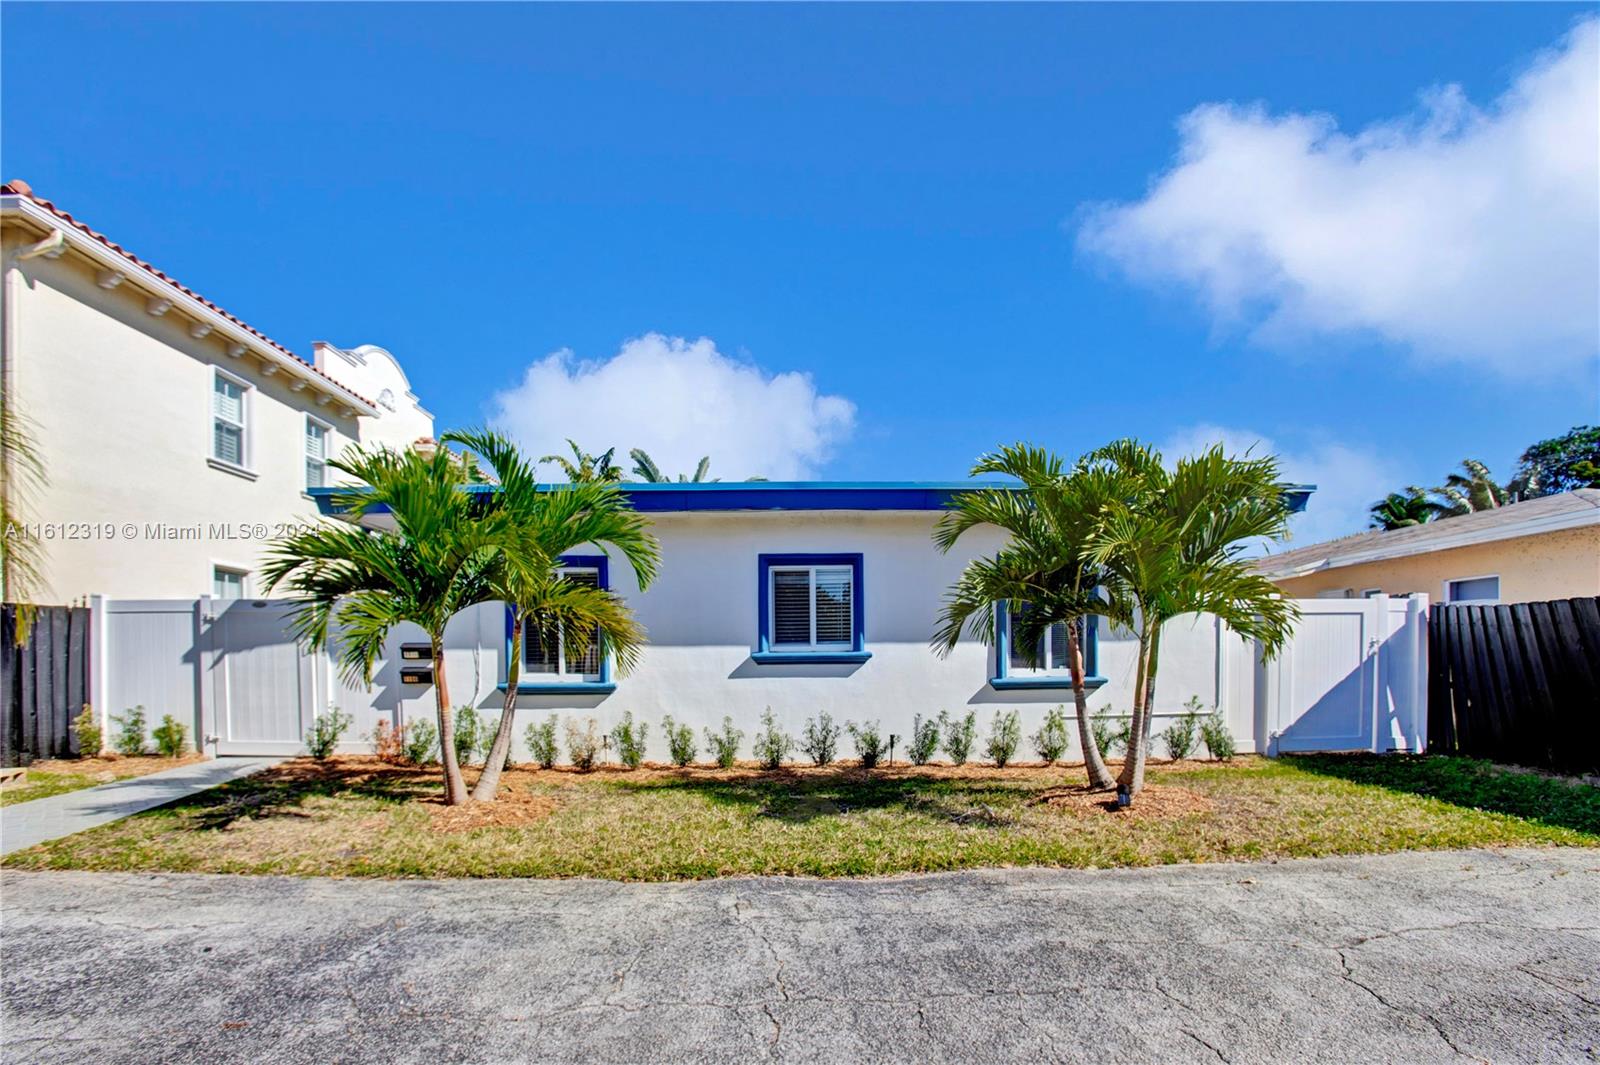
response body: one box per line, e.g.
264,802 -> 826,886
11,753 -> 206,783
426,785 -> 559,832
1030,782 -> 1215,818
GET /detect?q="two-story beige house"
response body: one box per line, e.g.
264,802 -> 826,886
1,180 -> 432,603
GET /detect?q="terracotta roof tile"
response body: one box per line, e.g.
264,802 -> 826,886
1,179 -> 377,410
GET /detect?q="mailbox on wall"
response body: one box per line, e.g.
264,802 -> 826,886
400,666 -> 434,685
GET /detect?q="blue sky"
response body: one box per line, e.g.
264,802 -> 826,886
4,3 -> 1596,540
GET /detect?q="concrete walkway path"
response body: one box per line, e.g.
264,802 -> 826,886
3,847 -> 1597,1063
0,757 -> 281,856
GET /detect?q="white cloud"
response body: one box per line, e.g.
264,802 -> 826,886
1079,18 -> 1600,377
487,334 -> 856,481
1160,423 -> 1398,547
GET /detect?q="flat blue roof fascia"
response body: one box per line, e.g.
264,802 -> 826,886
308,481 -> 1317,516
309,481 -> 1018,515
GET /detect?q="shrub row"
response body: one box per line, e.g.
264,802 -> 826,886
66,705 -> 192,759
311,702 -> 1237,769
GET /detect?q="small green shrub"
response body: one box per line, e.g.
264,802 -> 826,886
753,708 -> 794,770
940,710 -> 977,766
985,710 -> 1021,768
909,713 -> 941,765
1200,709 -> 1236,761
405,717 -> 440,765
801,711 -> 841,766
847,719 -> 886,769
72,704 -> 102,758
523,715 -> 558,769
704,716 -> 743,769
453,706 -> 487,766
151,714 -> 189,758
565,716 -> 602,770
662,715 -> 697,767
1092,708 -> 1130,759
610,712 -> 649,769
304,707 -> 351,760
1162,698 -> 1204,760
111,706 -> 147,756
1031,706 -> 1071,765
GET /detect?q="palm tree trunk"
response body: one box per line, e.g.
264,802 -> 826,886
432,635 -> 468,805
1126,621 -> 1163,799
1118,619 -> 1153,794
471,611 -> 523,802
1067,617 -> 1115,789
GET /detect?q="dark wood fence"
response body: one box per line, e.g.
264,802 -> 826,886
1,604 -> 92,767
1428,597 -> 1600,774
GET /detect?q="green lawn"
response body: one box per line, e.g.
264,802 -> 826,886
3,754 -> 1595,880
0,755 -> 202,807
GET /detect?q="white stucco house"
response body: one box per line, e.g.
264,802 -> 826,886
254,480 -> 1324,764
0,179 -> 432,604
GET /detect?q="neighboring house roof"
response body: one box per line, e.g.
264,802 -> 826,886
0,179 -> 379,415
314,479 -> 1317,521
1255,489 -> 1600,580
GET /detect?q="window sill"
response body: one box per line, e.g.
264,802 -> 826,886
498,682 -> 617,695
752,650 -> 873,665
989,674 -> 1107,691
207,457 -> 259,481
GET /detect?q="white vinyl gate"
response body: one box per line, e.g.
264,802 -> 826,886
1260,595 -> 1428,755
205,600 -> 333,755
97,596 -> 345,756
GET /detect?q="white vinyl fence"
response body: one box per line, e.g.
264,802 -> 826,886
89,594 -> 1428,762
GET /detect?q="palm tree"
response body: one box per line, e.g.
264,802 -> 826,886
1368,490 -> 1439,530
1,394 -> 46,643
1083,440 -> 1298,800
540,440 -> 623,484
629,448 -> 714,483
443,429 -> 660,801
262,442 -> 507,805
1431,459 -> 1508,516
931,444 -> 1120,789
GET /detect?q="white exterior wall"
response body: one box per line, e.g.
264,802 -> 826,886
1,221 -> 431,603
339,511 -> 1257,764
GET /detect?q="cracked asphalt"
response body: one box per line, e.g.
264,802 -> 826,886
2,848 -> 1598,1064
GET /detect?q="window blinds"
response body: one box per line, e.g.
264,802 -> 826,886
771,565 -> 854,648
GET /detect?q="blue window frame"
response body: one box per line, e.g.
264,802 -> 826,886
754,553 -> 870,664
501,554 -> 617,694
990,602 -> 1105,690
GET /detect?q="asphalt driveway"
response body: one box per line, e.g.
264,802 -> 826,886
3,848 -> 1597,1064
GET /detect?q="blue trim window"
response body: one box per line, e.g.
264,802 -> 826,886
991,602 -> 1104,690
754,553 -> 870,664
503,554 -> 616,693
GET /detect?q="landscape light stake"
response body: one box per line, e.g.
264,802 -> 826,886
1116,784 -> 1131,808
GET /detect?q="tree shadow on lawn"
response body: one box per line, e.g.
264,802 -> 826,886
1285,754 -> 1600,836
612,768 -> 1056,828
172,760 -> 434,832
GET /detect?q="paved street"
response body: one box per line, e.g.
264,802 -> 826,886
2,848 -> 1597,1064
